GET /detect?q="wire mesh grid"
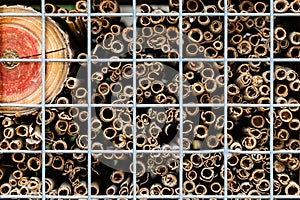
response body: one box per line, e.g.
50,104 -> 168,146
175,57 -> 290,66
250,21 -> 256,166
1,0 -> 300,199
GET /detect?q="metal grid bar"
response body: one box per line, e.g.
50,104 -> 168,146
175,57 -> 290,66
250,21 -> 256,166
132,0 -> 137,199
3,12 -> 300,17
269,0 -> 275,198
6,148 -> 300,155
223,0 -> 229,199
1,1 -> 300,200
3,194 -> 300,199
178,0 -> 184,199
3,57 -> 300,62
0,58 -> 291,63
41,0 -> 46,199
3,103 -> 300,108
87,0 -> 92,198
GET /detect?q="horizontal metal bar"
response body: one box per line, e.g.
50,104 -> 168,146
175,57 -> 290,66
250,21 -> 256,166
229,149 -> 300,154
273,104 -> 300,107
226,103 -> 269,107
2,11 -> 300,17
0,103 -> 298,109
273,13 -> 300,17
46,13 -> 88,17
71,58 -> 300,62
227,195 -> 270,199
2,103 -> 300,108
0,58 -> 88,62
136,12 -> 224,17
0,149 -> 224,154
274,196 -> 300,199
0,194 -> 298,199
3,149 -> 300,155
181,149 -> 224,154
136,103 -> 180,107
0,194 -> 277,199
94,149 -> 222,154
273,150 -> 300,154
2,58 -> 300,63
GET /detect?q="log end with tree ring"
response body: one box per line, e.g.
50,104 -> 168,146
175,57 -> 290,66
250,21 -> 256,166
0,6 -> 72,115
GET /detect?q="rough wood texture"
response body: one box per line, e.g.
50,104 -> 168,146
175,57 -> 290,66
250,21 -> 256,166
0,5 -> 72,115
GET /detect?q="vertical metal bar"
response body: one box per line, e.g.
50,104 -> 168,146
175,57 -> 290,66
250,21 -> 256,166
87,0 -> 92,199
132,0 -> 137,199
223,0 -> 229,199
178,0 -> 184,199
269,0 -> 275,198
41,0 -> 46,199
